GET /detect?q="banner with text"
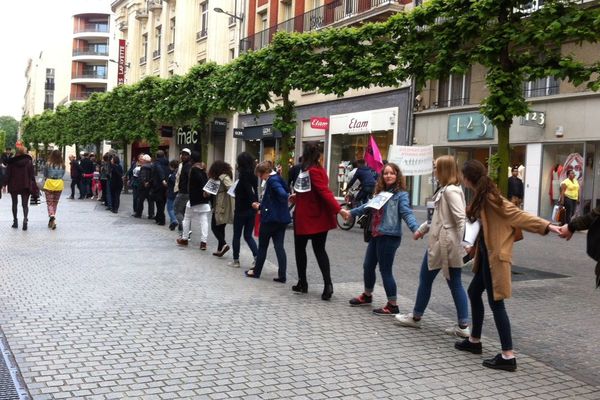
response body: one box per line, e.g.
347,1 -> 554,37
117,39 -> 126,85
387,145 -> 434,176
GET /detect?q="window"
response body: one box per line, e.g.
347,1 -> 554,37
280,0 -> 293,32
142,33 -> 148,58
170,17 -> 176,45
45,77 -> 55,90
437,70 -> 471,108
83,64 -> 107,78
44,91 -> 54,109
258,12 -> 268,48
523,76 -> 559,98
155,25 -> 162,52
200,2 -> 209,37
229,48 -> 235,61
46,68 -> 55,77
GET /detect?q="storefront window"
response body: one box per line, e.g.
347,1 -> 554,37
328,130 -> 393,196
244,140 -> 260,162
541,143 -> 584,219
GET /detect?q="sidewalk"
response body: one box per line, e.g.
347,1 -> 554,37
0,195 -> 599,399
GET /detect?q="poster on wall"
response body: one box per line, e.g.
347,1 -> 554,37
387,145 -> 434,176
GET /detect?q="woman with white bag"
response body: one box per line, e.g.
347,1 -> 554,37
395,155 -> 470,337
43,150 -> 66,230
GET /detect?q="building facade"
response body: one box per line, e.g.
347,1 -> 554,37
111,0 -> 241,165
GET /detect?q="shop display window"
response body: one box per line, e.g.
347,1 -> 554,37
541,143 -> 584,219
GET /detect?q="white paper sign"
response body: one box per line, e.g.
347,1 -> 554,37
203,178 -> 221,195
365,192 -> 393,210
227,179 -> 238,197
387,145 -> 434,176
294,171 -> 312,193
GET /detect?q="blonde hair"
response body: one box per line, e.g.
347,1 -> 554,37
435,155 -> 461,186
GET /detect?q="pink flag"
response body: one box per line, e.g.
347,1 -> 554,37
364,135 -> 384,174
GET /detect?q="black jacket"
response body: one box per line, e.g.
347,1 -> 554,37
139,164 -> 153,191
178,161 -> 192,194
151,158 -> 169,194
507,176 -> 524,199
235,170 -> 258,216
188,164 -> 209,206
348,166 -> 376,189
80,158 -> 95,175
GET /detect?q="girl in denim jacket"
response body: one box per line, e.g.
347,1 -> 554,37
341,163 -> 419,315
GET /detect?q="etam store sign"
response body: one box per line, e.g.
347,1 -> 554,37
329,108 -> 398,135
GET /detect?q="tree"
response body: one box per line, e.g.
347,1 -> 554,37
0,116 -> 19,149
386,0 -> 600,194
0,129 -> 5,153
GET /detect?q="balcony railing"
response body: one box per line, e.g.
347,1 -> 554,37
241,0 -> 398,52
140,56 -> 147,65
72,49 -> 109,57
45,83 -> 55,90
152,49 -> 161,59
43,102 -> 54,110
72,73 -> 107,80
196,29 -> 208,41
167,43 -> 175,52
74,24 -> 110,33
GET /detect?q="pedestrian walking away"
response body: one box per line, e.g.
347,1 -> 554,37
68,154 -> 82,199
290,143 -> 341,300
229,152 -> 259,268
454,160 -> 560,372
177,151 -> 211,250
166,159 -> 180,230
395,155 -> 469,337
244,162 -> 291,282
5,146 -> 35,230
127,154 -> 143,216
151,150 -> 169,225
174,149 -> 192,232
42,150 -> 66,230
341,163 -> 419,315
79,152 -> 95,199
109,156 -> 124,213
207,160 -> 235,257
135,154 -> 155,219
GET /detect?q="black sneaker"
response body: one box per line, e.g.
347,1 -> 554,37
349,293 -> 373,306
169,222 -> 178,231
372,302 -> 400,316
454,338 -> 482,354
483,353 -> 517,372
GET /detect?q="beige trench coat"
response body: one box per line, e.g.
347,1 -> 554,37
418,184 -> 466,278
214,174 -> 235,225
475,197 -> 549,301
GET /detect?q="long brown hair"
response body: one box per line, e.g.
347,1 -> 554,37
48,150 -> 64,168
462,159 -> 503,222
374,163 -> 406,194
435,155 -> 461,186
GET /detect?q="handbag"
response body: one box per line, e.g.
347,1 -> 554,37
253,212 -> 261,238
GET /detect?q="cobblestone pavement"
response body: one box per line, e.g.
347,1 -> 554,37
0,193 -> 599,399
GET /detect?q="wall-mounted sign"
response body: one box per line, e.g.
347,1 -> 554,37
310,117 -> 329,130
176,127 -> 198,145
447,112 -> 494,141
117,39 -> 126,85
233,128 -> 244,138
239,125 -> 283,140
387,145 -> 434,176
212,118 -> 227,134
519,111 -> 546,128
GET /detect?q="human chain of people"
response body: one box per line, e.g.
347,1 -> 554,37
1,142 -> 598,375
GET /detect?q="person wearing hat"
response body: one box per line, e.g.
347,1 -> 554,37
174,148 -> 192,232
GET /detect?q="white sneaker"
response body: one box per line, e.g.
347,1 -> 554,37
394,313 -> 421,328
228,260 -> 241,268
445,325 -> 470,338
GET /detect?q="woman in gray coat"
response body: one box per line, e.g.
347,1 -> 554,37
395,155 -> 470,337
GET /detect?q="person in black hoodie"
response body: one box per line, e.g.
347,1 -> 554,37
229,152 -> 259,268
174,149 -> 192,232
109,156 -> 124,213
151,150 -> 169,225
6,146 -> 35,230
79,152 -> 95,199
177,151 -> 211,250
68,154 -> 82,199
135,154 -> 155,219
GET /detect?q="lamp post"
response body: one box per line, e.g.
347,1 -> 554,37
214,6 -> 244,57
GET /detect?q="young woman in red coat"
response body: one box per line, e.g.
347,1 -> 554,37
290,143 -> 342,300
5,146 -> 35,230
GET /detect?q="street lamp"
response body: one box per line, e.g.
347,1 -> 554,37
213,7 -> 244,22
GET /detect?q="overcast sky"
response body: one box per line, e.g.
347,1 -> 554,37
0,0 -> 107,120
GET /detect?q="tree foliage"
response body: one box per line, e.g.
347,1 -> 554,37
0,116 -> 18,149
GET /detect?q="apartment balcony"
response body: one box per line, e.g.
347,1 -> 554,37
140,56 -> 147,65
74,23 -> 110,34
72,48 -> 109,58
135,9 -> 149,20
152,49 -> 161,59
196,29 -> 208,41
148,0 -> 163,11
240,0 -> 404,52
71,73 -> 108,84
167,43 -> 175,53
70,91 -> 106,101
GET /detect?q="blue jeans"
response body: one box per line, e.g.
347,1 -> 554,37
363,235 -> 401,301
166,197 -> 177,224
252,222 -> 287,280
413,252 -> 469,326
232,212 -> 258,260
469,238 -> 513,351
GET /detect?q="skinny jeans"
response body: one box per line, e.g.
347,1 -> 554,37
363,235 -> 401,301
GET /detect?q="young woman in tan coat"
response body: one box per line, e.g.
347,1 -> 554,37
395,155 -> 469,337
454,160 -> 560,371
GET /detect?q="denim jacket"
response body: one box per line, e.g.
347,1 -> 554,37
44,164 -> 66,180
350,190 -> 419,237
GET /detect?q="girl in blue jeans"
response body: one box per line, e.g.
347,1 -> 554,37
395,155 -> 470,337
341,163 -> 419,315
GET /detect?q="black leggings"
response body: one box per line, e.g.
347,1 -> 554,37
564,197 -> 577,223
294,231 -> 332,286
11,192 -> 30,221
211,213 -> 227,250
468,239 -> 513,351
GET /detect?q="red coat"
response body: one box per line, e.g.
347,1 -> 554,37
6,154 -> 35,194
294,166 -> 341,235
